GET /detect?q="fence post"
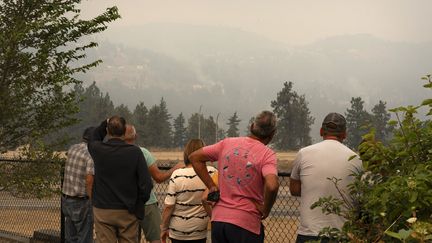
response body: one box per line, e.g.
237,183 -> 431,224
60,163 -> 65,243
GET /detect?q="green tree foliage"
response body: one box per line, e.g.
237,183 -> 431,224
185,113 -> 223,145
144,98 -> 172,148
216,127 -> 226,143
132,102 -> 148,146
114,104 -> 132,123
271,81 -> 314,150
313,75 -> 432,242
371,100 -> 394,144
345,97 -> 371,149
186,113 -> 201,140
60,82 -> 114,145
226,112 -> 241,137
82,82 -> 115,124
0,0 -> 120,152
0,143 -> 64,198
201,115 -> 216,145
172,113 -> 187,148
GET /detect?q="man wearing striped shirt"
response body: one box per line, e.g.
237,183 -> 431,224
61,127 -> 95,243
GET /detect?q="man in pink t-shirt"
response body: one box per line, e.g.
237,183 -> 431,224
190,110 -> 279,243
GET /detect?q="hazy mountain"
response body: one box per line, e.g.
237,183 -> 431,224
82,23 -> 432,141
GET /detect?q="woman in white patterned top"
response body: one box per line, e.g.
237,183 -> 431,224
160,139 -> 216,243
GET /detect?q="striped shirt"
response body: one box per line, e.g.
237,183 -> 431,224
165,166 -> 216,240
62,142 -> 94,197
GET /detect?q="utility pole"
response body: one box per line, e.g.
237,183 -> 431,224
215,112 -> 220,143
198,105 -> 202,139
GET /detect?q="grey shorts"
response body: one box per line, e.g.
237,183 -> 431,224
140,203 -> 162,241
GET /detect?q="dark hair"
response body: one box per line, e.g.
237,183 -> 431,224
250,110 -> 277,139
107,115 -> 126,137
183,139 -> 205,165
82,127 -> 94,142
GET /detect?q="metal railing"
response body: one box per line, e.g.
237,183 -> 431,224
0,158 -> 299,242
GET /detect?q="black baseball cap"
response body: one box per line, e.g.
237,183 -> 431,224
322,112 -> 346,134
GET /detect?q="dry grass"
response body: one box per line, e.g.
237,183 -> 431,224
152,151 -> 297,172
0,208 -> 59,237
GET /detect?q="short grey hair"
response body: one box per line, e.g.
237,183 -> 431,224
124,124 -> 137,141
250,110 -> 277,139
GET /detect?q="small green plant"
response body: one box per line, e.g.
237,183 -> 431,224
0,140 -> 65,199
312,74 -> 432,242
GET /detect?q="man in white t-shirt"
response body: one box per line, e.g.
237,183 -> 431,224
290,112 -> 363,243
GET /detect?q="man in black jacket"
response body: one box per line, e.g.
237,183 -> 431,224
88,116 -> 153,243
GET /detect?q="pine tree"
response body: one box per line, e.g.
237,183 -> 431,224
217,127 -> 226,142
371,100 -> 393,143
114,104 -> 132,122
173,113 -> 187,148
132,102 -> 148,146
186,113 -> 202,140
345,97 -> 371,149
57,82 -> 114,146
82,82 -> 115,125
271,82 -> 314,150
145,98 -> 172,148
226,112 -> 241,137
202,116 -> 217,145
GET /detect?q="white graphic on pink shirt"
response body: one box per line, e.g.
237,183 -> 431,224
221,147 -> 257,187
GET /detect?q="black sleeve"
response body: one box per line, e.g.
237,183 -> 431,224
90,120 -> 108,142
87,120 -> 108,157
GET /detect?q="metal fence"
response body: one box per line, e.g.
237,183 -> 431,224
0,158 -> 299,243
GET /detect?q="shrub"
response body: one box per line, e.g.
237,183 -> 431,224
313,75 -> 432,242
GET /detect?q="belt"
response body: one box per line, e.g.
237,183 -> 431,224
62,193 -> 89,200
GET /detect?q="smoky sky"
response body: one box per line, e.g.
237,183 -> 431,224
80,0 -> 432,45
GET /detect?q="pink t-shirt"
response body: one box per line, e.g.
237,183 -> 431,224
203,137 -> 277,235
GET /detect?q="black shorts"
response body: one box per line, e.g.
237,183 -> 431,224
296,234 -> 330,243
211,221 -> 264,243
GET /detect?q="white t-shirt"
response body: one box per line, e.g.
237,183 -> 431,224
165,166 -> 217,240
290,139 -> 362,236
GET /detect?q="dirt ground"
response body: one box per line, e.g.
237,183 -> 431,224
0,208 -> 59,238
0,209 -> 298,242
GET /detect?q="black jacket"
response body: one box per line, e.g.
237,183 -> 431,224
88,120 -> 153,219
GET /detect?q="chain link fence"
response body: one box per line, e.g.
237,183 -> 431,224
0,158 -> 299,243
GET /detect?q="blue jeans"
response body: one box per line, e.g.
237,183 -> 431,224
61,196 -> 93,243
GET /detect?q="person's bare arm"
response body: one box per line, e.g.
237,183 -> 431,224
201,188 -> 213,217
160,204 -> 175,243
189,148 -> 217,192
289,178 -> 301,197
86,174 -> 94,199
148,162 -> 184,183
256,174 -> 279,219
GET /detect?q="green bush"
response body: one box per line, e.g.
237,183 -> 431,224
313,75 -> 432,242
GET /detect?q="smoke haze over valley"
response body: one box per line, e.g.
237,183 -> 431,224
77,1 -> 432,141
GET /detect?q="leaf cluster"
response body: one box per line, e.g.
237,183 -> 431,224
313,75 -> 432,242
0,0 -> 120,152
